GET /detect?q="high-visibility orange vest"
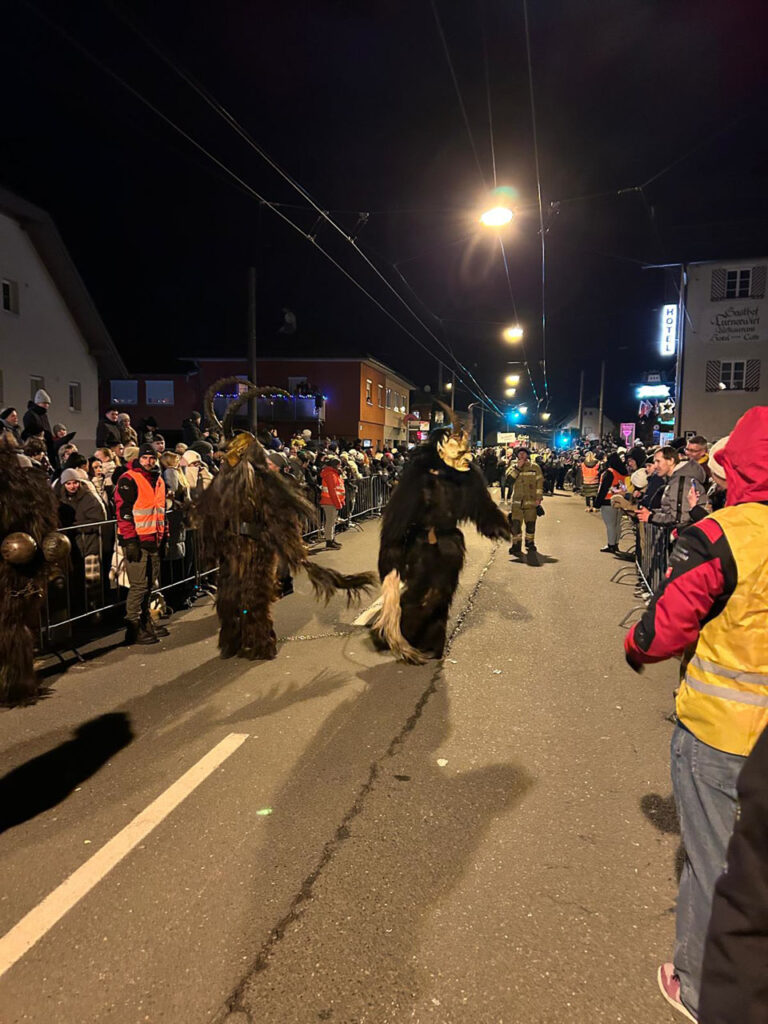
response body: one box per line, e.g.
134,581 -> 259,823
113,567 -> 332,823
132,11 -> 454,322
676,503 -> 768,756
582,462 -> 599,485
124,468 -> 166,539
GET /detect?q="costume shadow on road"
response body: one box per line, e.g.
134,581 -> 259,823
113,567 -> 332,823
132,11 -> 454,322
0,712 -> 133,835
641,791 -> 686,883
225,664 -> 536,1023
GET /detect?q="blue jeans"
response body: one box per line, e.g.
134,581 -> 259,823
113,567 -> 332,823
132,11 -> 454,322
670,723 -> 744,1018
600,505 -> 621,545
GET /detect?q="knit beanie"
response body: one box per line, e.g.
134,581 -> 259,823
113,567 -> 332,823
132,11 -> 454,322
60,468 -> 82,483
34,389 -> 52,405
138,443 -> 157,458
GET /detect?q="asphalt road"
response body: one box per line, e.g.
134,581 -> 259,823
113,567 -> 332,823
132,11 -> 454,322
0,492 -> 684,1023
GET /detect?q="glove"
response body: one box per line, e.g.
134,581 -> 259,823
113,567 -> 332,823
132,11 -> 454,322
124,539 -> 142,563
536,504 -> 545,517
625,650 -> 645,675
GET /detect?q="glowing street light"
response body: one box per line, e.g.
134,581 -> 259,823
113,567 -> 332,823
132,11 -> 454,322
504,387 -> 517,398
518,405 -> 528,416
505,374 -> 520,386
480,205 -> 514,227
502,324 -> 524,343
445,381 -> 453,390
541,411 -> 551,422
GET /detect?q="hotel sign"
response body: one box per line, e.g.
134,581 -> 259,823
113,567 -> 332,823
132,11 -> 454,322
660,304 -> 678,356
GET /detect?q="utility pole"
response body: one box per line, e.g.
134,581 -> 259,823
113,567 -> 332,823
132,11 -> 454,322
450,371 -> 455,413
247,265 -> 258,433
437,361 -> 443,395
598,360 -> 606,439
479,406 -> 484,446
577,369 -> 584,438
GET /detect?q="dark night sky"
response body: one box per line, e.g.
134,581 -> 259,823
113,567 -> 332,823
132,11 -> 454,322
2,0 -> 766,423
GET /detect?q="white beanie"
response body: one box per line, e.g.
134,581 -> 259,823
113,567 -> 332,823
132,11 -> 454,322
630,468 -> 648,490
34,389 -> 52,405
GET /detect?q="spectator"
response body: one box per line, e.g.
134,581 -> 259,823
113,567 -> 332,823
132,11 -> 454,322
115,443 -> 169,646
58,467 -> 108,610
595,452 -> 628,553
106,439 -> 125,466
581,452 -> 600,511
56,441 -> 78,471
87,454 -> 112,511
0,407 -> 22,446
180,448 -> 213,501
182,411 -> 206,447
113,445 -> 139,486
23,436 -> 52,476
637,446 -> 707,527
138,416 -> 158,443
175,442 -> 188,456
320,455 -> 345,549
22,388 -> 54,462
151,434 -> 166,456
685,434 -> 710,480
160,451 -> 189,564
625,405 -> 768,1022
117,412 -> 138,446
96,406 -> 123,448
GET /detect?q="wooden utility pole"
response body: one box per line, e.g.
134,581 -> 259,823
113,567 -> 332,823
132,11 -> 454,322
577,369 -> 584,438
598,360 -> 606,439
450,371 -> 455,413
247,265 -> 258,433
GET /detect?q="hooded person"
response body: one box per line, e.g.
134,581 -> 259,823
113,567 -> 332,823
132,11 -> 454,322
180,447 -> 213,501
369,405 -> 510,662
624,406 -> 768,1022
22,389 -> 54,462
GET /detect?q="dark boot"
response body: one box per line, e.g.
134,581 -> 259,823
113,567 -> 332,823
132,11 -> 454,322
508,541 -> 523,557
143,615 -> 169,638
125,619 -> 159,646
600,544 -> 619,554
326,539 -> 342,550
526,544 -> 540,566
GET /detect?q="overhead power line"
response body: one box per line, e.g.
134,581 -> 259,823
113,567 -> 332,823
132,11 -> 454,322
21,0 -> 500,413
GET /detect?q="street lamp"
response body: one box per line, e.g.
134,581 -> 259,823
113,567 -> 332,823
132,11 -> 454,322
518,405 -> 528,416
480,205 -> 514,227
504,387 -> 517,398
541,411 -> 551,422
502,324 -> 524,343
505,374 -> 520,386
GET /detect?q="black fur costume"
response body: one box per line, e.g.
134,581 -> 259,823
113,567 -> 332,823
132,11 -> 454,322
0,444 -> 67,705
373,417 -> 510,662
197,379 -> 375,660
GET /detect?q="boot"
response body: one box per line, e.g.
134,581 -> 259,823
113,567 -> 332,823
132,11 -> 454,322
326,539 -> 342,550
125,619 -> 159,646
600,544 -> 619,554
508,541 -> 523,557
146,616 -> 170,638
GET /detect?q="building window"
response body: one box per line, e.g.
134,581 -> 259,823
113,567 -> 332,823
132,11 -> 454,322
111,379 -> 138,405
145,380 -> 174,406
377,384 -> 384,407
1,278 -> 19,314
365,379 -> 373,405
68,381 -> 82,411
30,375 -> 45,400
711,265 -> 766,301
706,359 -> 761,392
0,369 -> 4,404
385,387 -> 392,409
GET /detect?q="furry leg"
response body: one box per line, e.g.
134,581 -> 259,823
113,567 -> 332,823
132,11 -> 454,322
371,570 -> 427,665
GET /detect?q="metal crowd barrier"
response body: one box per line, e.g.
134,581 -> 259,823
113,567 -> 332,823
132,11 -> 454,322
614,518 -> 674,628
38,482 -> 391,657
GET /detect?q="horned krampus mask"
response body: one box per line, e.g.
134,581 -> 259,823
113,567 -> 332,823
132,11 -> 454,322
434,401 -> 473,472
203,377 -> 290,466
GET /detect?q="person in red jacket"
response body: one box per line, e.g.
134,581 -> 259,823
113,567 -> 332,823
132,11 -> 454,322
624,406 -> 768,1022
320,456 -> 345,550
115,443 -> 168,645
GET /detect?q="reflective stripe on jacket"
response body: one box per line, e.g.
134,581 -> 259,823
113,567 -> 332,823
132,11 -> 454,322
676,503 -> 768,756
117,467 -> 166,541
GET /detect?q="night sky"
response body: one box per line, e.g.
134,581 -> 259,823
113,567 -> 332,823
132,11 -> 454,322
2,0 -> 766,424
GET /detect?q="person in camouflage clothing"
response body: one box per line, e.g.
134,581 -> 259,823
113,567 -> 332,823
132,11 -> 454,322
505,447 -> 544,560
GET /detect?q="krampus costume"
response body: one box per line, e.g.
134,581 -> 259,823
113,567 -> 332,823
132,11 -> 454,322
197,379 -> 375,660
0,444 -> 70,705
372,407 -> 510,662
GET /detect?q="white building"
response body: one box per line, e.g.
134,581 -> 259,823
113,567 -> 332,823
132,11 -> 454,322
678,258 -> 767,440
0,187 -> 126,454
559,406 -> 616,439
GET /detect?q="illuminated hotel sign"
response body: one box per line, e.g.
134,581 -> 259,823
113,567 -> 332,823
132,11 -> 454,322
660,303 -> 678,356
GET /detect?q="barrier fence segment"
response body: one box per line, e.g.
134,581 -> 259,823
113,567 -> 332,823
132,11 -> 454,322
38,481 -> 390,656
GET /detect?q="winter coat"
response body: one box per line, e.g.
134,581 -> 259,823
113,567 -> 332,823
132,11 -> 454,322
180,450 -> 213,502
119,423 -> 139,446
320,465 -> 346,508
95,417 -> 123,448
649,460 -> 708,527
182,418 -> 204,446
58,484 -> 108,558
22,401 -> 54,461
0,416 -> 22,445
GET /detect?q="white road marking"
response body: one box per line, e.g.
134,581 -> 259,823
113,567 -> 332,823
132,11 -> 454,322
0,732 -> 249,980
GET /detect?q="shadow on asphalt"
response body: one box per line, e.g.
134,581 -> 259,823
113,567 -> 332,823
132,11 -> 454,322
231,665 -> 536,1021
641,791 -> 686,882
0,712 -> 134,835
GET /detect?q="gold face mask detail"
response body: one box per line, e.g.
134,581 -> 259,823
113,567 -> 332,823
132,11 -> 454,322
225,432 -> 255,467
437,430 -> 472,472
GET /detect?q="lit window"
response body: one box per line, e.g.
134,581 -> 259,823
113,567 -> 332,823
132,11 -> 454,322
111,380 -> 138,405
68,381 -> 82,411
1,278 -> 19,314
725,269 -> 751,299
377,384 -> 384,407
707,359 -> 760,393
365,379 -> 373,405
145,380 -> 175,406
385,388 -> 391,409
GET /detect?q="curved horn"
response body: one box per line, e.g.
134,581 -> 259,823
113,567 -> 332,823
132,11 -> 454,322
433,399 -> 471,434
221,385 -> 291,439
203,377 -> 255,437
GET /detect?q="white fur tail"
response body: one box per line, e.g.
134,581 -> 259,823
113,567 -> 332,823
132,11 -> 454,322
371,570 -> 426,664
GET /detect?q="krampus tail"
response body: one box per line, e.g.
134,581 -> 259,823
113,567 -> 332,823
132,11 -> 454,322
371,570 -> 427,664
302,561 -> 376,607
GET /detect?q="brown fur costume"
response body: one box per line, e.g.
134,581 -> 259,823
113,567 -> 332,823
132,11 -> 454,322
197,379 -> 375,659
0,443 -> 62,705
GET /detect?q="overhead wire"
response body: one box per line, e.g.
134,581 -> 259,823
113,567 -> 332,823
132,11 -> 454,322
498,237 -> 540,404
102,0 -> 504,414
21,0 -> 499,414
479,0 -> 497,189
521,0 -> 550,408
